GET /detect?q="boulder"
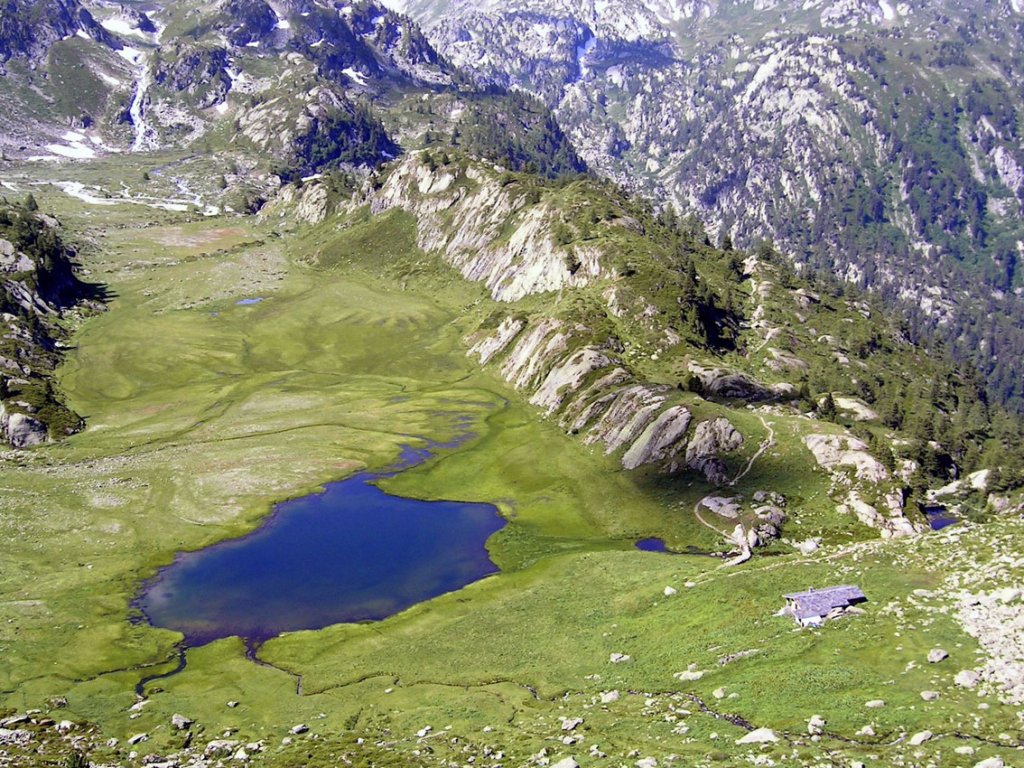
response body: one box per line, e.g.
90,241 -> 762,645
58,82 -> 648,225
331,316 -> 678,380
551,758 -> 580,768
0,405 -> 47,448
920,690 -> 940,701
864,699 -> 885,708
908,730 -> 933,746
955,670 -> 981,689
735,727 -> 778,744
807,714 -> 826,735
599,690 -> 620,704
171,714 -> 192,731
204,740 -> 239,758
973,759 -> 1004,768
927,648 -> 949,663
685,418 -> 743,484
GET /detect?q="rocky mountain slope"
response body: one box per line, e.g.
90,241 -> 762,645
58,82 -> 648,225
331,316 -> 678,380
0,198 -> 99,446
0,0 -> 581,186
388,0 -> 1024,412
269,150 -> 1024,552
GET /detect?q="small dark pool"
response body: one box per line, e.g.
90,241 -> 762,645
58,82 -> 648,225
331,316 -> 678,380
636,537 -> 668,552
923,504 -> 957,531
137,454 -> 505,647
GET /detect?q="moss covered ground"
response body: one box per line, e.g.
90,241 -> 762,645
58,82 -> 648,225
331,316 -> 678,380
0,173 -> 1020,767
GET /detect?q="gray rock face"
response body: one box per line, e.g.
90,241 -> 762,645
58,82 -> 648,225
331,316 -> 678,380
621,405 -> 691,470
685,418 -> 743,484
368,155 -> 608,302
0,405 -> 47,448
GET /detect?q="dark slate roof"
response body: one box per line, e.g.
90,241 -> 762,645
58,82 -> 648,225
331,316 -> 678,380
783,585 -> 866,620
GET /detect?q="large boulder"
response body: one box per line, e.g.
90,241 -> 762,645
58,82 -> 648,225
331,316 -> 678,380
0,405 -> 47,448
684,418 -> 743,484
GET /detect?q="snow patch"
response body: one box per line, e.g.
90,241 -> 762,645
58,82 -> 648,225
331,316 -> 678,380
275,19 -> 291,30
45,143 -> 96,159
117,46 -> 144,65
342,67 -> 368,85
97,72 -> 122,87
54,182 -> 119,205
878,0 -> 895,19
100,17 -> 147,38
1011,0 -> 1023,13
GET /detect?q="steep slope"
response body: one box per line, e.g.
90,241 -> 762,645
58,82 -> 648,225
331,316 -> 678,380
272,151 -> 1024,549
0,199 -> 100,446
0,0 -> 583,191
390,0 -> 1024,411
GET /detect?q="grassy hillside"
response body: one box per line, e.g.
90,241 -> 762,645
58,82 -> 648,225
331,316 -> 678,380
0,152 -> 1020,768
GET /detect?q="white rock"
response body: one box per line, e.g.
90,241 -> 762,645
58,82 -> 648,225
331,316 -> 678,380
908,730 -> 933,746
290,724 -> 309,735
663,586 -> 677,597
927,648 -> 949,663
560,718 -> 583,732
636,758 -> 658,768
864,699 -> 885,708
955,670 -> 981,689
416,726 -> 432,738
610,653 -> 631,664
798,538 -> 821,555
920,690 -> 940,701
712,687 -> 726,700
856,725 -> 875,737
955,746 -> 975,755
807,714 -> 826,735
600,690 -> 620,704
55,720 -> 75,734
551,758 -> 580,768
127,733 -> 148,745
172,713 -> 193,730
973,758 -> 1004,768
736,728 -> 778,744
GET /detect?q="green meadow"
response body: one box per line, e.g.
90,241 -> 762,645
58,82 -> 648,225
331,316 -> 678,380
0,178 -> 1019,767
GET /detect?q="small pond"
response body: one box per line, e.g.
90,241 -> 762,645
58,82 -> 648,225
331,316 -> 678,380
137,446 -> 505,647
922,504 -> 957,531
635,537 -> 668,552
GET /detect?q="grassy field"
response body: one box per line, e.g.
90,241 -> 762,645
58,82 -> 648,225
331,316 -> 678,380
0,169 -> 1020,767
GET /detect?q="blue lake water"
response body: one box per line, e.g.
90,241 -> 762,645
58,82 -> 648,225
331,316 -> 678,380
137,458 -> 505,647
923,504 -> 957,531
636,537 -> 668,552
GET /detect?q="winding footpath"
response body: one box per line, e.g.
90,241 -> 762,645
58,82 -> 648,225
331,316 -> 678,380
692,415 -> 776,566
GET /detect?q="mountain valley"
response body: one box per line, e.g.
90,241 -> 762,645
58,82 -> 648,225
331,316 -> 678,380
0,0 -> 1023,766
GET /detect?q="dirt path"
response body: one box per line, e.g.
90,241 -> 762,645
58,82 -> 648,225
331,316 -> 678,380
730,415 -> 774,486
692,415 -> 774,566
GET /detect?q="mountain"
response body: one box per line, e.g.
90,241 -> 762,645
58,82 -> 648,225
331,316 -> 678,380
385,0 -> 1024,411
0,0 -> 582,182
2,2 -> 1024,767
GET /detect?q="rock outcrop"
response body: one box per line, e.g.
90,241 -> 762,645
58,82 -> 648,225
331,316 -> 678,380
366,154 -> 608,302
467,314 -> 743,480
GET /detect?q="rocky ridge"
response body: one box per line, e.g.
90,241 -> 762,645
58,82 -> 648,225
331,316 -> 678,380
394,0 -> 1024,411
0,202 -> 99,447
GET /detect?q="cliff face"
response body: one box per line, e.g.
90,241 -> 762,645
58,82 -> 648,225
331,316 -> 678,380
367,153 -> 606,302
0,204 -> 100,447
351,153 -> 748,481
